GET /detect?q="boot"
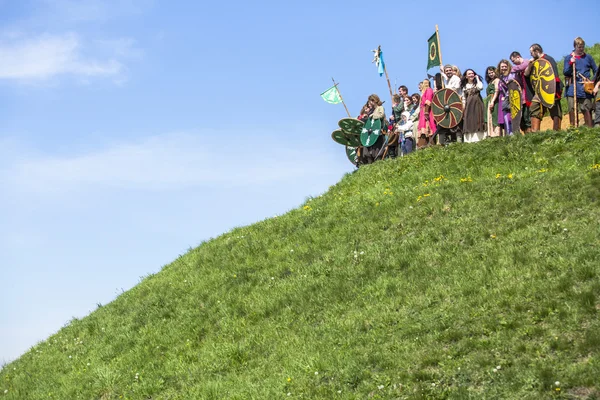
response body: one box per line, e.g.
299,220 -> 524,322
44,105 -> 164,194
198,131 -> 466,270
531,117 -> 541,132
584,111 -> 593,128
552,117 -> 561,131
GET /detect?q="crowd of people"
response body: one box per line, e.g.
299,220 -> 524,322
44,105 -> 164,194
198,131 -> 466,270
354,38 -> 600,164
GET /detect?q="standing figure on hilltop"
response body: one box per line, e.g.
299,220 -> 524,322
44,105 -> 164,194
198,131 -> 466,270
438,64 -> 464,144
525,43 -> 563,132
359,94 -> 387,164
397,111 -> 415,155
563,37 -> 598,127
407,93 -> 421,141
357,103 -> 373,122
510,51 -> 534,133
417,79 -> 436,148
490,60 -> 515,136
452,66 -> 463,81
484,66 -> 501,137
460,69 -> 486,142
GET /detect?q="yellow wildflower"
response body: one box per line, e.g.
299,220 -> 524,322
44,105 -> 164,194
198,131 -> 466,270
423,193 -> 431,197
287,377 -> 292,383
507,173 -> 513,179
496,173 -> 502,179
591,164 -> 600,170
490,234 -> 497,239
303,205 -> 312,211
537,168 -> 548,173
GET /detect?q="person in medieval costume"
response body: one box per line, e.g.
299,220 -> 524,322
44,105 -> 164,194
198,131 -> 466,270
525,43 -> 563,132
407,93 -> 421,143
484,66 -> 501,137
460,69 -> 486,142
438,64 -> 464,144
563,37 -> 598,128
490,60 -> 516,136
396,111 -> 415,155
510,51 -> 534,133
359,94 -> 387,164
417,79 -> 436,147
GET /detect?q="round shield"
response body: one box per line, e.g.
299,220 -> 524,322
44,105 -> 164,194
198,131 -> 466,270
331,129 -> 361,147
331,129 -> 350,146
345,146 -> 358,165
507,79 -> 522,132
530,58 -> 555,108
360,118 -> 382,147
431,88 -> 464,129
338,118 -> 364,136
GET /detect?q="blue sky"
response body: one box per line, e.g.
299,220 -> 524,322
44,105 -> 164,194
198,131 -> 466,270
1,0 -> 599,363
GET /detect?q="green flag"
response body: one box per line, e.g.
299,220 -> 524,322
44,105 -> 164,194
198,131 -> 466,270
320,85 -> 342,104
427,32 -> 441,69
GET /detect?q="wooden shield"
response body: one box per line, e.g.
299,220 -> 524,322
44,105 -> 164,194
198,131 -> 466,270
360,118 -> 382,147
345,146 -> 358,165
431,88 -> 464,129
507,79 -> 522,132
530,58 -> 555,108
332,129 -> 361,147
331,129 -> 351,146
338,118 -> 364,135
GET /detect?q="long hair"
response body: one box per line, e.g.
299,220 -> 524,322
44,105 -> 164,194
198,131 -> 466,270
434,73 -> 443,90
496,59 -> 512,78
460,69 -> 480,88
485,66 -> 497,84
367,94 -> 383,106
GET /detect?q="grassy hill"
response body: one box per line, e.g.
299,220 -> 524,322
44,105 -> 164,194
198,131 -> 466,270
2,128 -> 600,399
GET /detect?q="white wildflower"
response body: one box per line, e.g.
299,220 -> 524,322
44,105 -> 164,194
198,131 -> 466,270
555,381 -> 560,386
378,385 -> 384,390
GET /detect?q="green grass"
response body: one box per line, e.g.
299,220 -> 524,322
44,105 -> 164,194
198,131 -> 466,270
2,127 -> 600,399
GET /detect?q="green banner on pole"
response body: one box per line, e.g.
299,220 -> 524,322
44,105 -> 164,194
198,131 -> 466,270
427,32 -> 441,69
320,86 -> 342,104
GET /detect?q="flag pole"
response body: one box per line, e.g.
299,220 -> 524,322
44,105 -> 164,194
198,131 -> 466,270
332,77 -> 352,118
436,25 -> 444,67
379,45 -> 394,103
435,25 -> 445,89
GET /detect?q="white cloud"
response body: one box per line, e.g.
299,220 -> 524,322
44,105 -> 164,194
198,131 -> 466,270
0,33 -> 123,80
1,131 -> 339,194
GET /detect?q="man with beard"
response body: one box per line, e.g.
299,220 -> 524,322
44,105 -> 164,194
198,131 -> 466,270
437,64 -> 463,144
525,43 -> 563,132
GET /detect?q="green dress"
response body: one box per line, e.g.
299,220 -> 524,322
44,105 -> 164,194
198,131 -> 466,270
484,80 -> 499,127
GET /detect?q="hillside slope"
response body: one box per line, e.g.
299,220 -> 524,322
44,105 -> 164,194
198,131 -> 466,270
2,128 -> 600,399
